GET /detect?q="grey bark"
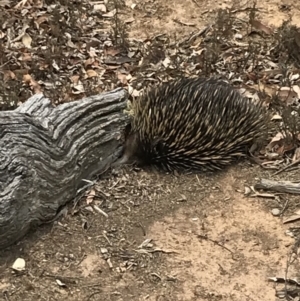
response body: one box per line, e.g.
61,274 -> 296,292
0,88 -> 129,250
255,178 -> 300,194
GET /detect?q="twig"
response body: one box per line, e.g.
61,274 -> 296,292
197,234 -> 237,260
177,25 -> 212,47
280,197 -> 290,216
273,159 -> 300,176
191,0 -> 200,7
87,291 -> 102,301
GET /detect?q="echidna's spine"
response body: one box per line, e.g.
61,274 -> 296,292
125,77 -> 267,172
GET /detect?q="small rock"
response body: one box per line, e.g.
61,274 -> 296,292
271,208 -> 281,216
100,248 -> 108,254
12,258 -> 26,272
234,33 -> 243,40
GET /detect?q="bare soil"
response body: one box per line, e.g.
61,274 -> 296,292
1,0 -> 300,301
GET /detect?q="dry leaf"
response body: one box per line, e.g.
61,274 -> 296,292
20,52 -> 32,61
0,30 -> 5,39
126,73 -> 133,82
125,17 -> 135,24
0,0 -> 11,6
104,47 -> 122,56
102,9 -> 116,18
70,75 -> 80,84
277,87 -> 298,105
84,57 -> 95,67
117,72 -> 128,85
14,0 -> 29,9
94,4 -> 106,12
292,85 -> 300,98
252,83 -> 276,98
67,39 -> 76,48
86,69 -> 98,78
290,74 -> 300,81
292,147 -> 300,161
266,131 -> 295,155
86,189 -> 96,205
22,33 -> 32,48
128,85 -> 141,97
22,74 -> 31,83
3,70 -> 16,81
35,15 -> 48,28
250,19 -> 273,35
266,132 -> 285,150
283,214 -> 300,224
72,81 -> 85,94
162,57 -> 171,68
23,74 -> 42,93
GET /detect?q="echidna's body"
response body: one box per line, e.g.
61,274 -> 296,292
123,77 -> 267,172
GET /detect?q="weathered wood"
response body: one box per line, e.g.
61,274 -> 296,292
255,178 -> 300,194
0,88 -> 129,249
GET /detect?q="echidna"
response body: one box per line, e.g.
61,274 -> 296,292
120,77 -> 268,172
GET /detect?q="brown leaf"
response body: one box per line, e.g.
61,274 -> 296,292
86,189 -> 96,205
23,74 -> 42,93
84,57 -> 95,67
251,83 -> 276,98
14,0 -> 29,9
86,69 -> 98,78
22,33 -> 32,48
35,15 -> 49,28
3,70 -> 15,81
70,75 -> 80,84
293,147 -> 300,161
20,52 -> 32,61
283,214 -> 300,224
102,9 -> 116,18
0,30 -> 5,39
266,132 -> 293,155
117,72 -> 128,85
250,19 -> 273,35
0,0 -> 10,7
124,17 -> 135,24
277,87 -> 298,105
104,46 -> 122,56
94,4 -> 106,12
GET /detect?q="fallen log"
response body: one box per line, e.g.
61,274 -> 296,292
0,88 -> 129,250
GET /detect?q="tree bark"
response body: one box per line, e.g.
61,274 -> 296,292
0,88 -> 129,250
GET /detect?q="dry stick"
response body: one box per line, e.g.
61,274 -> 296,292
177,25 -> 211,47
87,291 -> 102,301
280,197 -> 290,216
191,0 -> 200,7
197,234 -> 237,261
273,158 -> 300,176
284,241 -> 300,299
254,179 -> 300,195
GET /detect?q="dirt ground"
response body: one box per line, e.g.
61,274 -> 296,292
1,0 -> 300,301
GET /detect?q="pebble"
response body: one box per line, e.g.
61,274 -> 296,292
234,33 -> 243,40
12,258 -> 26,272
271,208 -> 281,216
